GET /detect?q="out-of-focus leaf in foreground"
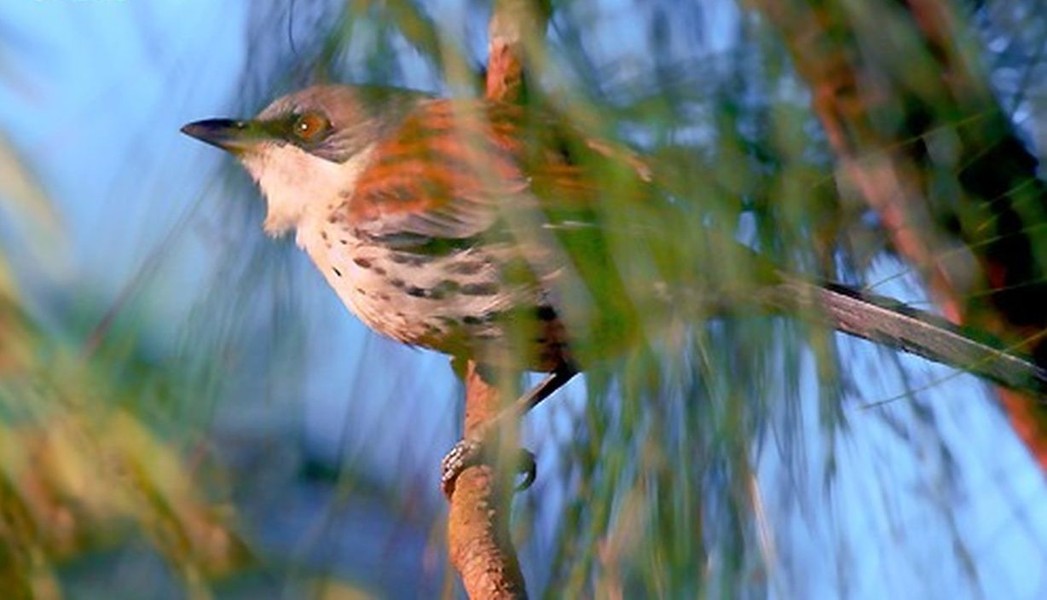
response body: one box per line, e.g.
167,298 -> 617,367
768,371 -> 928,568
0,197 -> 249,597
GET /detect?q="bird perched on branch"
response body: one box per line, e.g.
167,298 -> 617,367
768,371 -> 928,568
183,84 -> 1046,495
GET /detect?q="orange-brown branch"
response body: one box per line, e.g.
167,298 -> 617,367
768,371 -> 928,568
447,1 -> 551,598
447,361 -> 527,599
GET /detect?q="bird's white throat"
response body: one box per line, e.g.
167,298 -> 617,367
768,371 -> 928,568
239,142 -> 375,237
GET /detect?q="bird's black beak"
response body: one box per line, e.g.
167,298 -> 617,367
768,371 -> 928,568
181,118 -> 261,154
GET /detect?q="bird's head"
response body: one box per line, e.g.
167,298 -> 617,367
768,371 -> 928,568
182,85 -> 422,235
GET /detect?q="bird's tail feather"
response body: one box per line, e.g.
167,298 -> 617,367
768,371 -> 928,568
768,280 -> 1047,396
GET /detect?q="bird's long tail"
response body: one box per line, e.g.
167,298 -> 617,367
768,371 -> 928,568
767,279 -> 1047,396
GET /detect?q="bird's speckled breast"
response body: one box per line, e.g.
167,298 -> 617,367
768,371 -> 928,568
295,206 -> 568,369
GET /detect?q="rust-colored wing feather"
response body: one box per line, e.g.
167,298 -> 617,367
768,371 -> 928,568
346,98 -> 651,244
344,98 -> 657,366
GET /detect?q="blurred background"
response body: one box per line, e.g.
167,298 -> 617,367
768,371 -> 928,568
0,0 -> 1045,597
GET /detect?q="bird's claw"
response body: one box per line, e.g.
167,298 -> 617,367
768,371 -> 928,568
440,438 -> 482,497
440,439 -> 537,498
514,448 -> 537,492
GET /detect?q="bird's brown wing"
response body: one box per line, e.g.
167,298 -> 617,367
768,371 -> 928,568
346,98 -> 652,246
345,98 -> 659,365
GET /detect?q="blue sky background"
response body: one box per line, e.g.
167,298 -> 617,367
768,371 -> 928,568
1,0 -> 1045,597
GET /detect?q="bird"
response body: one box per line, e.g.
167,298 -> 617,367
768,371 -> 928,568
182,84 -> 1047,495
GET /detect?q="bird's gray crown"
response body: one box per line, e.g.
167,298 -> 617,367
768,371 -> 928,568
254,85 -> 428,163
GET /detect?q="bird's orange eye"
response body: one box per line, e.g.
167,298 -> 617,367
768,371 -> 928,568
292,112 -> 330,142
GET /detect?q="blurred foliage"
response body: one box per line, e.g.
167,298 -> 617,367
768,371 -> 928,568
0,0 -> 1045,598
0,150 -> 247,596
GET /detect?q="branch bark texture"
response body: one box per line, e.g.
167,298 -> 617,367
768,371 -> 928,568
446,1 -> 551,597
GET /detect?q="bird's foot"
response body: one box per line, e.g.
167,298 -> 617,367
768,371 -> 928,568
440,438 -> 536,498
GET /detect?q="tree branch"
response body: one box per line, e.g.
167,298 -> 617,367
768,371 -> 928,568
447,361 -> 527,599
446,1 -> 551,597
